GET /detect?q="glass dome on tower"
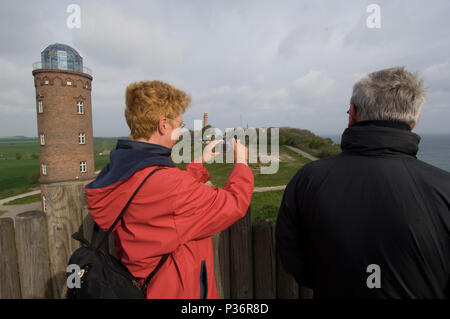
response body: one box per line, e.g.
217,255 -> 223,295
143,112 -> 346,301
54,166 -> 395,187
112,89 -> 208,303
39,43 -> 84,73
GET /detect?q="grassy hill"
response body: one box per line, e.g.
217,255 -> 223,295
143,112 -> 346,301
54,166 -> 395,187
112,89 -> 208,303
279,126 -> 341,158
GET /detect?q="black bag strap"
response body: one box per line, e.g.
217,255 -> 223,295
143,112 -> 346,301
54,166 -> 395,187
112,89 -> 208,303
95,167 -> 167,250
141,253 -> 170,293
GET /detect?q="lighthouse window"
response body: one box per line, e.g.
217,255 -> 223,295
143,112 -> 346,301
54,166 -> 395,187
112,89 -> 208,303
80,161 -> 87,173
76,101 -> 84,114
78,133 -> 86,144
43,195 -> 47,212
67,80 -> 72,86
38,101 -> 43,113
42,164 -> 47,175
40,134 -> 45,145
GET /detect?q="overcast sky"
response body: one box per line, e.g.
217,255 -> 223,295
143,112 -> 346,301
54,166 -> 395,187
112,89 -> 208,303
1,0 -> 450,138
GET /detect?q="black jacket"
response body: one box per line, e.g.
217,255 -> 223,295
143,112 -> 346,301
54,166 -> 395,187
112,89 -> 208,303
276,120 -> 450,298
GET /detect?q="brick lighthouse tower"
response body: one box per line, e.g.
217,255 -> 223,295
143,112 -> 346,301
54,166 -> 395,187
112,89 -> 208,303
32,43 -> 95,213
203,112 -> 208,128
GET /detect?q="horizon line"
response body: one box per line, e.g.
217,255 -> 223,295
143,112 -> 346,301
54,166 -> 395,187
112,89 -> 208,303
2,132 -> 450,139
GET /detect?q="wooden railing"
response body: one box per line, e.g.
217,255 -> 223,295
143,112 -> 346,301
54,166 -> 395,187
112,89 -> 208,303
0,181 -> 312,299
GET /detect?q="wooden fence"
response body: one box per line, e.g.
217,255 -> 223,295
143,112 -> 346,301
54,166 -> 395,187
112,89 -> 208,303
0,181 -> 313,299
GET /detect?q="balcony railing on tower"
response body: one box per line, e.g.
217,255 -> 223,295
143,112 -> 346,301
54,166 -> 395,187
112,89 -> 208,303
32,61 -> 92,76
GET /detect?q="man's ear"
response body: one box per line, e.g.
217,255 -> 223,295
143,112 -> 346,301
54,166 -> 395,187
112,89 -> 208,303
411,114 -> 420,130
348,104 -> 358,127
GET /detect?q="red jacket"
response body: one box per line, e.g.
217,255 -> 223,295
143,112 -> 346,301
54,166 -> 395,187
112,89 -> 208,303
84,140 -> 254,299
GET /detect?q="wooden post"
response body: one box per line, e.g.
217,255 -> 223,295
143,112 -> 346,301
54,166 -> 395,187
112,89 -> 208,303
220,228 -> 231,299
274,223 -> 299,299
253,219 -> 276,298
0,217 -> 22,298
300,286 -> 314,299
15,211 -> 53,298
43,181 -> 85,298
229,205 -> 253,299
212,232 -> 223,298
212,228 -> 230,299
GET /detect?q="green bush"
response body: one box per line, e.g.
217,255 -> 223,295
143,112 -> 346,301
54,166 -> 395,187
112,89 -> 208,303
15,152 -> 22,160
284,133 -> 303,146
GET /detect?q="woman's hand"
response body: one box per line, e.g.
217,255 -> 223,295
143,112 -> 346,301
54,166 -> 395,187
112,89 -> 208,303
194,139 -> 223,164
232,138 -> 248,164
193,138 -> 248,164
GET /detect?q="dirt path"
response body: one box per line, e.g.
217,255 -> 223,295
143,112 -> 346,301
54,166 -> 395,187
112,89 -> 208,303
0,190 -> 41,206
253,185 -> 286,192
285,145 -> 319,161
0,189 -> 43,221
0,201 -> 42,222
252,146 -> 318,192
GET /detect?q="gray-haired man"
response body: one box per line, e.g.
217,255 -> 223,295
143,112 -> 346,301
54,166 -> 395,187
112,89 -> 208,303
276,66 -> 450,298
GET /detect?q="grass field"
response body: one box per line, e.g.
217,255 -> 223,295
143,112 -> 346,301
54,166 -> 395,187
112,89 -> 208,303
0,137 -> 121,199
0,158 -> 40,199
0,137 -> 39,160
0,137 -> 313,221
173,144 -> 309,186
251,190 -> 284,221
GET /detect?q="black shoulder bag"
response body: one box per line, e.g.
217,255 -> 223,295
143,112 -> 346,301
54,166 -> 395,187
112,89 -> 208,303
66,167 -> 170,299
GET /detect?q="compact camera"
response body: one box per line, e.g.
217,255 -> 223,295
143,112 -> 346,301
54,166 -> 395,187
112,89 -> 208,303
220,139 -> 233,153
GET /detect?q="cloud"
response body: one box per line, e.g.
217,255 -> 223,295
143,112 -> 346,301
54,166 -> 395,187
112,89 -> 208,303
0,58 -> 34,115
292,71 -> 336,100
0,0 -> 450,136
0,57 -> 37,136
73,3 -> 185,75
422,61 -> 450,92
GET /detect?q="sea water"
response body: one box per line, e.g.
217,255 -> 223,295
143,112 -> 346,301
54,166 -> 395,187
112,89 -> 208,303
321,133 -> 450,173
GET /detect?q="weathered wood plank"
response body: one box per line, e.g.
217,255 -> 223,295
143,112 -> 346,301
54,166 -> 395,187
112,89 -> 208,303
274,223 -> 299,299
229,205 -> 253,299
0,217 -> 22,298
43,181 -> 85,298
300,286 -> 314,299
253,219 -> 276,298
212,228 -> 230,299
15,211 -> 53,298
219,228 -> 231,299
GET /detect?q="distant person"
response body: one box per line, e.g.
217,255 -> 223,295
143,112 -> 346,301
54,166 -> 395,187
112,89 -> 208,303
85,80 -> 254,298
276,66 -> 450,298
